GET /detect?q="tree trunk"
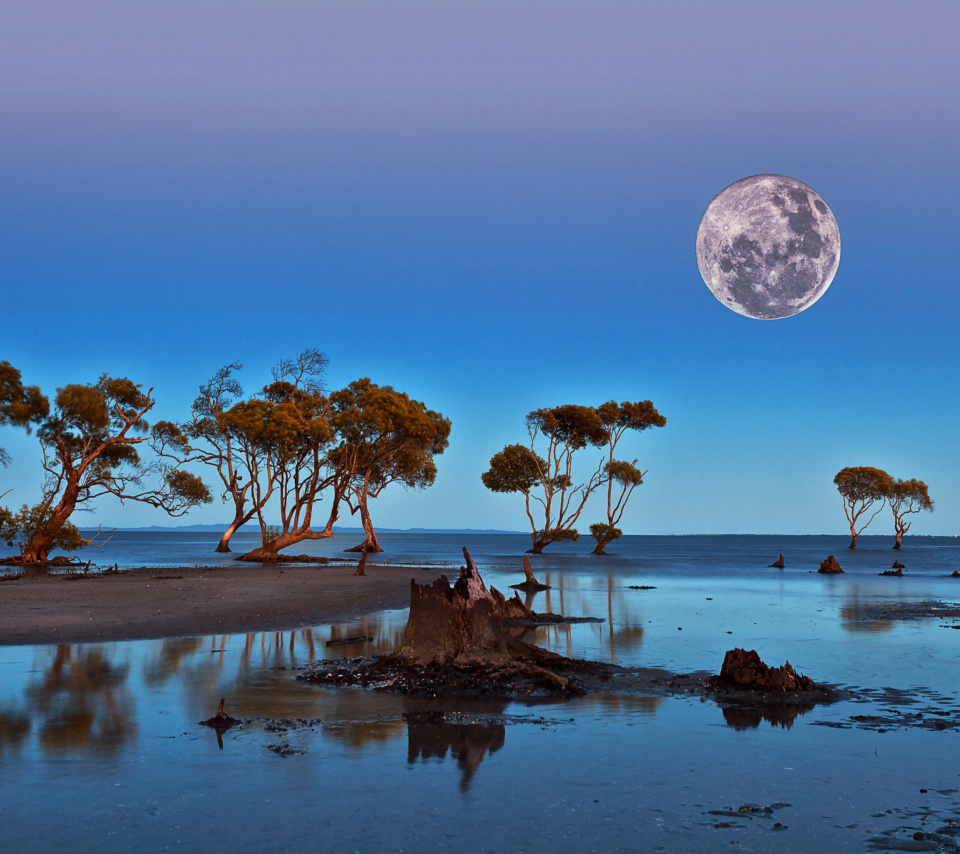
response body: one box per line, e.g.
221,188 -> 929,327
238,528 -> 334,561
509,556 -> 550,591
344,499 -> 383,553
216,515 -> 245,553
526,537 -> 549,554
18,531 -> 54,564
848,531 -> 858,549
592,539 -> 609,555
893,537 -> 902,550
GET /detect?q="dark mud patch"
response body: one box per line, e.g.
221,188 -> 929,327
238,554 -> 332,564
842,600 -> 960,626
866,794 -> 960,851
816,685 -> 960,733
401,709 -> 572,729
299,654 -> 617,698
698,801 -> 793,831
298,654 -> 845,726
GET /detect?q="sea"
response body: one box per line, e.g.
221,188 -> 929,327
2,532 -> 960,852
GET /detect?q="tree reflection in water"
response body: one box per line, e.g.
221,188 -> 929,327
839,591 -> 895,634
519,573 -> 645,664
721,704 -> 811,731
26,645 -> 136,755
0,708 -> 31,756
406,720 -> 506,793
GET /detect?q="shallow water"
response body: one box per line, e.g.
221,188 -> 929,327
3,535 -> 960,851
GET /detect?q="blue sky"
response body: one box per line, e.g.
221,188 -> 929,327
1,1 -> 958,535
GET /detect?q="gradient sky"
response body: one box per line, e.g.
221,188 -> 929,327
1,1 -> 958,535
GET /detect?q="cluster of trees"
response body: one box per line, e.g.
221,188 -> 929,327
0,352 -> 450,563
481,400 -> 666,554
834,466 -> 933,549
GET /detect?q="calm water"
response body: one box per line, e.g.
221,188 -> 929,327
3,534 -> 960,852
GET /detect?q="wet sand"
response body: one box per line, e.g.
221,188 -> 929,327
0,564 -> 418,645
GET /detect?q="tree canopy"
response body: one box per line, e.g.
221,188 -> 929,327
590,400 -> 666,553
0,369 -> 211,563
328,378 -> 451,552
833,466 -> 893,549
484,403 -> 616,554
888,478 -> 933,549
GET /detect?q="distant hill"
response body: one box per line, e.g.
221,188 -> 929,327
80,524 -> 525,535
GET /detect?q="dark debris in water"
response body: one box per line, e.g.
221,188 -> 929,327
843,600 -> 960,625
701,802 -> 792,831
401,710 -> 572,729
266,743 -> 306,756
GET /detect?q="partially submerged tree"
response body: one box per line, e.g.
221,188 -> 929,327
589,400 -> 666,554
834,466 -> 892,550
153,352 -> 329,553
888,478 -> 933,549
328,379 -> 451,553
1,372 -> 210,564
226,353 -> 338,561
153,362 -> 254,552
483,405 -> 609,554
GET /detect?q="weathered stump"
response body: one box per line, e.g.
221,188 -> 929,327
892,560 -> 905,569
769,550 -> 785,569
509,556 -> 551,591
200,698 -> 239,729
719,648 -> 814,692
818,555 -> 844,574
396,547 -> 532,666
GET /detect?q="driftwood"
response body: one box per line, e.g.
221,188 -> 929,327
879,568 -> 903,576
509,556 -> 551,591
769,550 -> 785,569
818,555 -> 844,574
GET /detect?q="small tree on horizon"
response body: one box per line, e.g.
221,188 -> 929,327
834,466 -> 893,549
589,400 -> 666,554
888,478 -> 933,549
482,404 -> 610,554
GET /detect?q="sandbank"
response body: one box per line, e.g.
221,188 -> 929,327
0,564 -> 419,646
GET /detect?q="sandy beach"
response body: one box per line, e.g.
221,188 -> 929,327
0,564 -> 418,645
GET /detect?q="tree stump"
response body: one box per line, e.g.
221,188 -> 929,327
719,648 -> 814,691
769,550 -> 785,569
396,547 -> 528,666
509,556 -> 551,591
818,555 -> 844,574
892,560 -> 905,569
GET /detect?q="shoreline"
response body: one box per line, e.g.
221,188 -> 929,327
0,564 -> 420,646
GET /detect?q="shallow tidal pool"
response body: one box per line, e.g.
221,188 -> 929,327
3,546 -> 960,852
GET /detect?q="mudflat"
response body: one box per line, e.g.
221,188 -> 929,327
0,564 -> 419,645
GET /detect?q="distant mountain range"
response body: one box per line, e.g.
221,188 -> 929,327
80,524 -> 525,535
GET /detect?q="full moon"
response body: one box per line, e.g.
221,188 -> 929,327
695,174 -> 840,320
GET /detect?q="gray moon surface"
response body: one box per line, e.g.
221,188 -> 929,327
695,174 -> 840,320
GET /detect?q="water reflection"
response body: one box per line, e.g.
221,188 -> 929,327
0,708 -> 30,755
840,592 -> 895,633
406,719 -> 506,792
518,572 -> 645,664
26,645 -> 136,755
721,704 -> 812,731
